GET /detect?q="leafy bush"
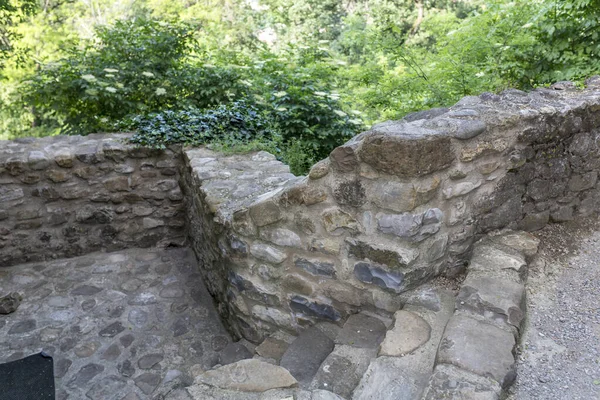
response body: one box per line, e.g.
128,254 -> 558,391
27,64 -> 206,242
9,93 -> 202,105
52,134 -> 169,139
127,101 -> 277,149
20,18 -> 246,134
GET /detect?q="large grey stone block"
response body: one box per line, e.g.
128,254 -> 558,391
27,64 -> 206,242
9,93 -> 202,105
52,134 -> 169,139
457,274 -> 526,330
437,315 -> 516,387
422,364 -> 501,400
310,345 -> 375,398
280,327 -> 335,386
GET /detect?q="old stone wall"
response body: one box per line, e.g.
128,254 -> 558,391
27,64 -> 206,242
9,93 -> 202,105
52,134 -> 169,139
0,134 -> 186,266
197,77 -> 600,343
2,78 -> 600,345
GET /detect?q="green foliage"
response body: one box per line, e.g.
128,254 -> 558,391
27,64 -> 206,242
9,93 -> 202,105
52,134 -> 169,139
0,0 -> 37,71
19,18 -> 246,134
2,0 -> 600,173
127,101 -> 277,149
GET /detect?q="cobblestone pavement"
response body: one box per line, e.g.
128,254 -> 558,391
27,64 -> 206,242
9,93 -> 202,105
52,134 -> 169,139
0,247 -> 232,400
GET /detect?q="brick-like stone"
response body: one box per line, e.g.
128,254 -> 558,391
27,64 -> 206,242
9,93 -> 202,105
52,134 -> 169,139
359,127 -> 454,177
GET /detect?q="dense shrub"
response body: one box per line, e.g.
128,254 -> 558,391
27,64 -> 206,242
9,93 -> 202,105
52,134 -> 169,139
20,19 -> 246,134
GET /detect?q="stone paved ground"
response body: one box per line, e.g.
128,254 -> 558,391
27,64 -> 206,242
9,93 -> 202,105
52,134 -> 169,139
508,220 -> 600,400
0,247 -> 232,400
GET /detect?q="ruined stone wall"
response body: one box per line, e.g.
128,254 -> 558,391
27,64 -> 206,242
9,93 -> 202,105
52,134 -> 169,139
2,78 -> 600,344
204,78 -> 600,342
0,134 -> 186,266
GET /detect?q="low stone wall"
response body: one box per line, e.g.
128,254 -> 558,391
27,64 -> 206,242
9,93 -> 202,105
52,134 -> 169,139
2,78 -> 600,346
0,134 -> 186,266
193,77 -> 600,342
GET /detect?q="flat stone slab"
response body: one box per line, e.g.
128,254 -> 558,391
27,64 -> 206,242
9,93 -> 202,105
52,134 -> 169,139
352,356 -> 430,400
335,313 -> 387,349
280,327 -> 335,386
195,359 -> 297,392
489,231 -> 540,259
187,384 -> 344,400
218,341 -> 253,365
379,310 -> 431,357
468,244 -> 527,283
437,315 -> 517,387
255,337 -> 289,362
0,247 -> 232,399
310,345 -> 376,398
457,274 -> 525,329
422,364 -> 501,400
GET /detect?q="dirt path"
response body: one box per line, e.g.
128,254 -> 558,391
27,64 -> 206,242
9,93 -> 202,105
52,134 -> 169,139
508,219 -> 600,400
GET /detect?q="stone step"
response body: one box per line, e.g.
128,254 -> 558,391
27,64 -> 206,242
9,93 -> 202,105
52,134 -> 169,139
436,315 -> 517,388
456,273 -> 526,332
421,364 -> 502,400
468,244 -> 527,283
487,230 -> 540,261
193,359 -> 297,392
187,383 -> 345,399
351,288 -> 455,400
280,327 -> 335,387
310,345 -> 376,398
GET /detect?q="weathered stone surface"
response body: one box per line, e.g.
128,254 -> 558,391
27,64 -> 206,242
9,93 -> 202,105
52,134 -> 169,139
519,210 -> 550,232
457,274 -> 526,329
437,315 -> 516,387
280,327 -> 334,385
347,238 -> 419,269
359,128 -> 454,177
249,200 -> 282,227
377,208 -> 443,242
196,359 -> 297,392
371,181 -> 417,212
379,310 -> 431,356
98,321 -> 126,337
468,244 -> 527,282
260,228 -> 302,248
490,231 -> 540,259
219,342 -> 253,365
330,145 -> 359,172
322,208 -> 361,233
352,356 -> 429,400
333,179 -> 366,207
295,257 -> 336,277
135,372 -> 162,395
311,345 -> 375,398
354,262 -> 404,293
290,296 -> 341,321
0,292 -> 22,314
138,353 -> 164,369
309,159 -> 330,180
422,364 -> 501,400
68,363 -> 105,388
0,186 -> 24,202
86,375 -> 127,400
250,243 -> 287,264
255,337 -> 289,362
8,319 -> 36,334
443,180 -> 482,199
336,313 -> 387,349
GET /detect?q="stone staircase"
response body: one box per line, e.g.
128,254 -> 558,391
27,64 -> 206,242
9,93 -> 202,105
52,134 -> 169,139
184,230 -> 539,400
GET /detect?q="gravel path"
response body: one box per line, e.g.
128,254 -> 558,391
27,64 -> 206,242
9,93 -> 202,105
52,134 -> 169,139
508,220 -> 600,400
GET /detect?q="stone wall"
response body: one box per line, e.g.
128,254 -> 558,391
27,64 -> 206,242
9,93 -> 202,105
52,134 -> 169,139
0,134 -> 186,266
2,78 -> 600,345
193,77 -> 600,342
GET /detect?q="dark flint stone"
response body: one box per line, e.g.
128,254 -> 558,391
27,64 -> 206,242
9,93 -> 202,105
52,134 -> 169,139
354,262 -> 404,293
290,295 -> 341,321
